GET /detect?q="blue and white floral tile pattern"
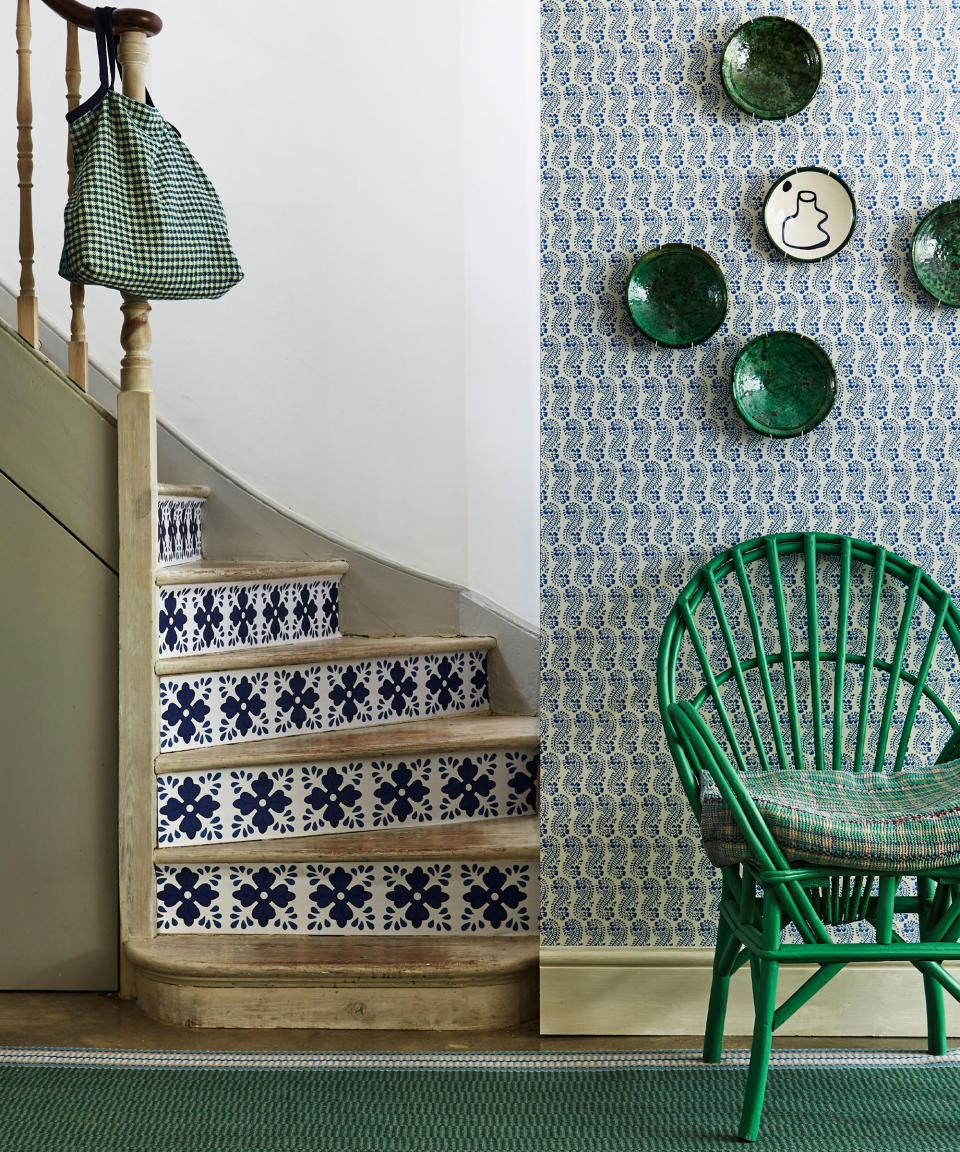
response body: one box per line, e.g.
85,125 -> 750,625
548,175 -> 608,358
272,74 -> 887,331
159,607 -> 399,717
159,649 -> 489,751
156,749 -> 539,845
157,773 -> 224,845
157,497 -> 204,568
157,579 -> 341,656
541,0 -> 960,948
155,861 -> 537,935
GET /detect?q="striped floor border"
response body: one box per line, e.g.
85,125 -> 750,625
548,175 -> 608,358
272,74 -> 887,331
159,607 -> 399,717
1,1047 -> 959,1070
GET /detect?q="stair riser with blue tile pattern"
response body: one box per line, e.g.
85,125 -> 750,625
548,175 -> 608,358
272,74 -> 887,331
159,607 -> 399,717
159,651 -> 489,751
157,749 -> 539,845
155,861 -> 537,935
158,497 -> 204,568
158,578 -> 340,657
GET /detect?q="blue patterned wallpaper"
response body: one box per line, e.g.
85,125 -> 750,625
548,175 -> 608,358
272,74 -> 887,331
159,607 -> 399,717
540,0 -> 960,948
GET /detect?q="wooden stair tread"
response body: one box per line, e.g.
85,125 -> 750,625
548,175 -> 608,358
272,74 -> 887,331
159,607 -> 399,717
155,815 -> 538,865
156,714 -> 539,773
157,483 -> 210,499
125,935 -> 539,984
157,635 -> 497,676
157,560 -> 348,586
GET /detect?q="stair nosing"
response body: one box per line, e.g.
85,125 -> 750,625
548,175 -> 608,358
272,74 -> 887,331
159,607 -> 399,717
157,561 -> 348,586
154,714 -> 539,773
153,815 -> 538,866
124,935 -> 539,985
156,635 -> 497,677
157,484 -> 210,499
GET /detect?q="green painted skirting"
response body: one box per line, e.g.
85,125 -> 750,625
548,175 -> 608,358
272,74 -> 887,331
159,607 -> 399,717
3,1059 -> 960,1150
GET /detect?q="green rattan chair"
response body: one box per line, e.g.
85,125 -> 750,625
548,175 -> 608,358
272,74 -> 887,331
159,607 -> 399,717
657,532 -> 960,1141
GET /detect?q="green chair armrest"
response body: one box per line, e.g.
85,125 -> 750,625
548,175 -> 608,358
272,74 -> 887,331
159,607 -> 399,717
668,701 -> 793,876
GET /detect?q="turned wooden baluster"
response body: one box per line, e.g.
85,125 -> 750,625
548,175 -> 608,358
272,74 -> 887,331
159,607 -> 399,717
64,21 -> 88,389
115,27 -> 158,997
16,0 -> 39,347
116,31 -> 153,396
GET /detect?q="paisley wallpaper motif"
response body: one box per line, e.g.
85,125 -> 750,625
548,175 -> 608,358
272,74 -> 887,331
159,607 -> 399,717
540,0 -> 960,948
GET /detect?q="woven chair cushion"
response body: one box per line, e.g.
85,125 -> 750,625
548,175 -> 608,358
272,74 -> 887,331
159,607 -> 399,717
700,760 -> 960,871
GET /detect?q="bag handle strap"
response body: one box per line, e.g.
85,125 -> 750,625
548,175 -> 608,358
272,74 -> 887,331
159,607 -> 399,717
94,7 -> 117,92
67,5 -> 166,124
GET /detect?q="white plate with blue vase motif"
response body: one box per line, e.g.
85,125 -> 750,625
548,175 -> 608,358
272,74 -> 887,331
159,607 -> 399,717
763,168 -> 856,262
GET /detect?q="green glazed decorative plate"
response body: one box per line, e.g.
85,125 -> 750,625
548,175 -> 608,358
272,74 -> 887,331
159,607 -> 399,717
732,332 -> 836,438
912,201 -> 960,306
721,17 -> 822,120
625,244 -> 728,347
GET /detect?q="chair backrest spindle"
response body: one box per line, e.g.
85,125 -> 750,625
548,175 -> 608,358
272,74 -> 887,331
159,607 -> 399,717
705,569 -> 772,773
765,538 -> 804,772
803,533 -> 825,773
832,535 -> 852,771
872,565 -> 922,771
854,552 -> 887,773
733,546 -> 790,771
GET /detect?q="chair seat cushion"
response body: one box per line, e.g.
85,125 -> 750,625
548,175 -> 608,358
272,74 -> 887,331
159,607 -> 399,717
700,759 -> 960,871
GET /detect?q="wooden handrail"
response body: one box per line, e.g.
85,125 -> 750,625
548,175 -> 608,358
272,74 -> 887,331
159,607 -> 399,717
40,0 -> 161,36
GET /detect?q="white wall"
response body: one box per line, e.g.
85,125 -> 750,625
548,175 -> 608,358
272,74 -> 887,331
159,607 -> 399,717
1,0 -> 538,628
461,0 -> 540,627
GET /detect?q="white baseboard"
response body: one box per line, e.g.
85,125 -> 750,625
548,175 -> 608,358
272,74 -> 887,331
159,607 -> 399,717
540,947 -> 960,1037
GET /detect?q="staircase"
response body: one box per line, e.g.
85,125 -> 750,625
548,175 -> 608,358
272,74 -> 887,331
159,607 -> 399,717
123,485 -> 540,1028
7,3 -> 538,1028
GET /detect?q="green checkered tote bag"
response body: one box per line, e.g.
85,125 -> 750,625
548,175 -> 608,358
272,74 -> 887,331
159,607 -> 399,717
60,7 -> 242,300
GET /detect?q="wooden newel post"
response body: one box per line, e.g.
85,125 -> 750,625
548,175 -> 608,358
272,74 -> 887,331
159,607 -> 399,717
115,27 -> 158,997
117,30 -> 152,396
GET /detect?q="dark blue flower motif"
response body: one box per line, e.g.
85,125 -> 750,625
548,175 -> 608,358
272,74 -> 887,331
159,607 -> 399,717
322,583 -> 340,635
158,592 -> 188,653
235,866 -> 295,928
425,656 -> 464,710
385,866 -> 449,929
262,586 -> 288,641
177,506 -> 191,553
161,683 -> 210,744
470,658 -> 488,703
507,754 -> 538,814
373,761 -> 429,822
159,776 -> 217,839
329,666 -> 370,723
235,771 -> 292,834
440,757 -> 495,817
187,505 -> 202,554
378,660 -> 417,717
305,766 -> 362,828
193,590 -> 224,647
464,866 -> 524,929
157,867 -> 217,927
310,865 -> 371,928
221,676 -> 266,737
292,585 -> 319,638
277,670 -> 320,729
229,588 -> 257,644
157,507 -> 168,558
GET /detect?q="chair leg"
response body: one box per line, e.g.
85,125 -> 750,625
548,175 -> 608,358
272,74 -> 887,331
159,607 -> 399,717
923,972 -> 947,1056
738,956 -> 778,1143
703,915 -> 739,1064
919,878 -> 948,1056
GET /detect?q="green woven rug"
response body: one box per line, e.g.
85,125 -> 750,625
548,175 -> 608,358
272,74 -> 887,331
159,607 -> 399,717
2,1049 -> 960,1150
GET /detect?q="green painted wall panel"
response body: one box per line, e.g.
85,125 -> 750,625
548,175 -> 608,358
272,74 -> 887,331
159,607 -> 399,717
0,472 -> 118,989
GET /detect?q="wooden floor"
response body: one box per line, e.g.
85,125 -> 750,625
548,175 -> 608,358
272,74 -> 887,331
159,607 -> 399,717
0,993 -> 951,1053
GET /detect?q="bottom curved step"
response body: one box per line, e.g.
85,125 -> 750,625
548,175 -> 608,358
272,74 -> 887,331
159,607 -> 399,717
125,935 -> 538,1030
